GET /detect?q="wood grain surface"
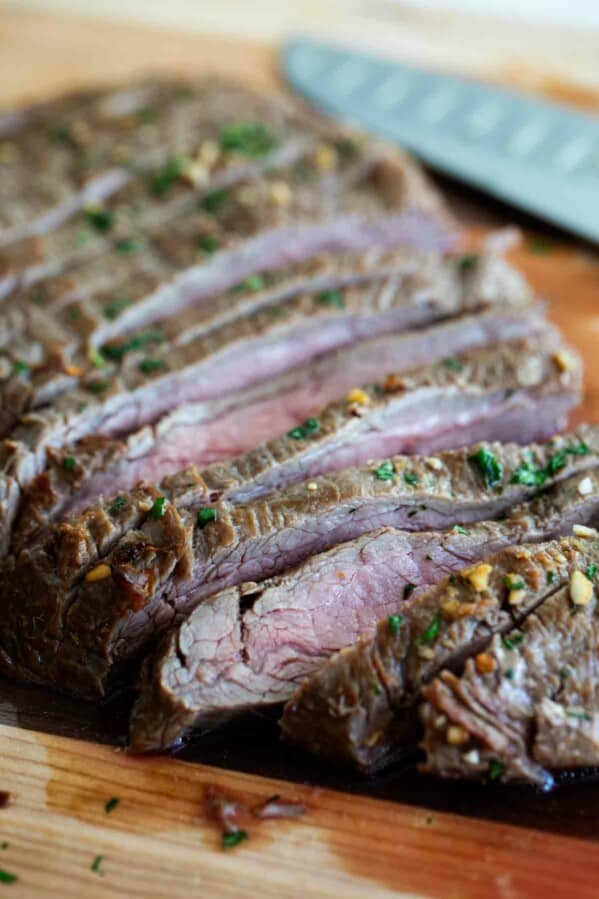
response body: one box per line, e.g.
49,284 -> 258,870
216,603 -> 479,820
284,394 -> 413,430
0,7 -> 597,898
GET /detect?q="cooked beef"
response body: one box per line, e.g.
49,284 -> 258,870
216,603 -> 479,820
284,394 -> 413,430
419,547 -> 599,787
279,528 -> 599,771
4,331 -> 578,552
130,485 -> 599,751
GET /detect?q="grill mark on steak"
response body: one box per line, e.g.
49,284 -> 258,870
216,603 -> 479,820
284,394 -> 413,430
3,329 -> 578,554
130,497 -> 599,752
279,536 -> 599,772
419,550 -> 599,787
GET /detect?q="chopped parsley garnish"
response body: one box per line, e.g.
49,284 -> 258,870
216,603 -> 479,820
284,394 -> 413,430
88,348 -> 106,369
287,418 -> 320,440
373,460 -> 395,482
547,450 -> 567,475
149,496 -> 166,519
150,156 -> 187,196
87,379 -> 109,394
511,458 -> 547,487
316,289 -> 345,309
12,360 -> 29,376
84,207 -> 114,232
62,456 -> 76,471
443,357 -> 464,371
469,447 -> 503,489
200,188 -> 229,213
91,854 -> 104,874
504,575 -> 525,591
546,571 -> 557,584
115,237 -> 142,255
403,584 -> 416,600
388,614 -> 404,635
0,868 -> 17,884
103,297 -> 132,320
404,472 -> 418,486
453,525 -> 468,535
566,709 -> 592,721
138,358 -> 167,374
48,124 -> 74,145
586,564 -> 597,580
458,253 -> 478,271
505,668 -> 514,680
102,330 -> 164,361
232,275 -> 265,293
502,633 -> 525,651
415,614 -> 440,645
512,442 -> 591,487
109,496 -> 126,515
487,758 -> 505,781
560,666 -> 570,679
197,235 -> 220,256
372,683 -> 382,696
219,122 -> 277,157
222,830 -> 248,849
568,441 -> 590,456
197,507 -> 217,529
105,797 -> 119,814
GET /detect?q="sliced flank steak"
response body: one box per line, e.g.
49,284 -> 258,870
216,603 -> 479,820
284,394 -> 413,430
130,479 -> 599,752
419,544 -> 599,787
4,329 -> 578,552
280,533 -> 599,772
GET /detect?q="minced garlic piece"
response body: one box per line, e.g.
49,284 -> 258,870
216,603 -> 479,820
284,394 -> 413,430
573,524 -> 598,538
570,569 -> 593,606
554,349 -> 577,372
578,477 -> 594,497
446,725 -> 469,746
306,481 -> 318,492
465,563 -> 493,592
269,181 -> 292,206
313,143 -> 338,171
181,161 -> 209,187
198,139 -> 220,166
346,388 -> 370,406
441,598 -> 460,618
417,646 -> 435,660
427,457 -> 443,471
463,749 -> 480,766
508,588 -> 527,606
85,563 -> 111,583
475,652 -> 496,674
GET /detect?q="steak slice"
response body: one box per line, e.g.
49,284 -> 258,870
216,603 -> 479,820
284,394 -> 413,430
130,487 -> 599,752
419,545 -> 599,788
5,330 -> 578,551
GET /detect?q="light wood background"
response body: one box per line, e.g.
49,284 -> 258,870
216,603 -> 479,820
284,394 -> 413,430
0,7 -> 597,898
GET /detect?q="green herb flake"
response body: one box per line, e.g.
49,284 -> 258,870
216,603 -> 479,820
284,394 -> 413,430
458,253 -> 478,271
567,441 -> 590,456
487,758 -> 505,781
48,124 -> 74,145
91,854 -> 104,874
105,797 -> 119,814
149,496 -> 166,519
103,297 -> 132,320
0,868 -> 17,884
87,379 -> 109,394
560,666 -> 570,679
287,418 -> 320,441
443,357 -> 464,372
453,525 -> 468,536
404,472 -> 418,486
511,459 -> 547,487
372,683 -> 382,696
200,188 -> 229,214
415,614 -> 441,646
102,329 -> 165,361
109,496 -> 126,515
469,447 -> 503,489
505,668 -> 514,680
138,358 -> 167,375
373,460 -> 395,482
197,507 -> 217,529
12,360 -> 29,376
566,709 -> 592,722
222,830 -> 248,850
219,122 -> 277,157
546,571 -> 557,585
84,206 -> 114,232
403,584 -> 416,601
136,106 -> 157,123
150,155 -> 187,196
116,237 -> 142,255
62,456 -> 77,471
197,235 -> 220,256
88,348 -> 106,369
316,289 -> 345,309
232,275 -> 265,293
587,564 -> 598,580
502,633 -> 525,651
388,614 -> 404,636
504,575 -> 525,591
547,450 -> 567,476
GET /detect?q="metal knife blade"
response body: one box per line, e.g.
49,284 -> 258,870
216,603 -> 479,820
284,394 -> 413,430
282,37 -> 599,243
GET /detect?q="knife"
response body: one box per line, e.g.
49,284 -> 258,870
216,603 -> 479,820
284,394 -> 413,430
282,37 -> 599,243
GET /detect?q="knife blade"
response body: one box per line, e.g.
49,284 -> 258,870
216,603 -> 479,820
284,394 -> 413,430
282,37 -> 599,243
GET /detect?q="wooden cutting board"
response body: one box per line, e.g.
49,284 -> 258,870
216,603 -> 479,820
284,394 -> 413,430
0,8 -> 598,897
